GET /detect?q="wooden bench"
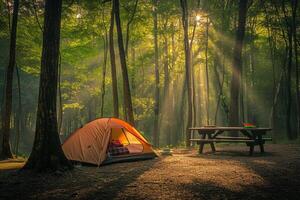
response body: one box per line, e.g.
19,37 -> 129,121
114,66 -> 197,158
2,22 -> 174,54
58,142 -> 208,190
190,138 -> 255,143
189,127 -> 272,155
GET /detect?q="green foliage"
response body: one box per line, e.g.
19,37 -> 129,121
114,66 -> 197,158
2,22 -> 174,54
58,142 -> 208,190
0,0 -> 298,148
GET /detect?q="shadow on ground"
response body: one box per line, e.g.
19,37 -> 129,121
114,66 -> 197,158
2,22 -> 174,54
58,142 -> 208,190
0,157 -> 162,200
1,144 -> 300,200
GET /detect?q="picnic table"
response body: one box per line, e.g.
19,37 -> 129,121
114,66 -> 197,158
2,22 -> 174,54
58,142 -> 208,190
189,126 -> 272,155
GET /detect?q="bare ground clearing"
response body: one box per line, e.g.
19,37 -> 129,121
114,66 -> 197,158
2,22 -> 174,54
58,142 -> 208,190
0,144 -> 300,200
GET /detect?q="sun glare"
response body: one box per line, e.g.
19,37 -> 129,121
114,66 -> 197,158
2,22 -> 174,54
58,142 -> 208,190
76,13 -> 82,19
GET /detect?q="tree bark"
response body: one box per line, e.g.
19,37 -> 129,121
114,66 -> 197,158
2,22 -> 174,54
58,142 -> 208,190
205,16 -> 210,125
162,20 -> 171,145
152,0 -> 159,147
125,0 -> 138,56
263,2 -> 277,140
1,0 -> 19,159
58,53 -> 63,134
100,32 -> 108,117
190,0 -> 200,130
228,0 -> 248,129
281,1 -> 295,139
14,64 -> 22,156
292,0 -> 299,138
180,0 -> 193,147
114,0 -> 135,125
23,0 -> 72,172
109,1 -> 119,118
213,56 -> 229,124
286,25 -> 293,139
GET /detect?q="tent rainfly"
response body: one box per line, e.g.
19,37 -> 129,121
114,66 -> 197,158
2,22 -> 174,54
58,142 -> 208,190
62,118 -> 157,166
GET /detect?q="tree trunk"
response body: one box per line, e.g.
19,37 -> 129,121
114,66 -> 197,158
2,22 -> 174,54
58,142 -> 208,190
191,51 -> 196,129
57,53 -> 63,134
14,64 -> 22,156
205,16 -> 210,125
114,0 -> 135,125
162,24 -> 171,145
281,1 -> 295,139
213,56 -> 229,124
125,0 -> 138,56
109,1 -> 119,118
292,0 -> 299,138
1,0 -> 19,159
23,0 -> 72,172
100,31 -> 108,117
180,0 -> 193,147
163,32 -> 169,102
152,0 -> 159,147
229,0 -> 248,129
286,29 -> 293,139
264,3 -> 278,140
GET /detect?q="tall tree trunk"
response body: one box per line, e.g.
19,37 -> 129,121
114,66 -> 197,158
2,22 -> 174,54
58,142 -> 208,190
190,0 -> 200,130
163,33 -> 171,145
229,0 -> 248,129
213,56 -> 228,124
125,0 -> 138,56
1,0 -> 19,159
191,51 -> 197,129
23,0 -> 72,172
14,65 -> 22,156
264,2 -> 277,140
215,3 -> 229,125
269,70 -> 284,142
205,16 -> 210,125
109,1 -> 119,118
281,1 -> 295,139
100,32 -> 108,117
152,0 -> 159,147
292,0 -> 299,138
114,0 -> 135,125
180,0 -> 193,147
57,53 -> 63,134
286,29 -> 293,139
163,31 -> 169,101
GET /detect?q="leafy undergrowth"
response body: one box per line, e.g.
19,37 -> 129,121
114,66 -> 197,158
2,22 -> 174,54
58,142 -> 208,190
0,144 -> 300,200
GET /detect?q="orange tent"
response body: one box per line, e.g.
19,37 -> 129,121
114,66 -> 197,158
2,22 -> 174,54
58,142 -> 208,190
62,118 -> 157,166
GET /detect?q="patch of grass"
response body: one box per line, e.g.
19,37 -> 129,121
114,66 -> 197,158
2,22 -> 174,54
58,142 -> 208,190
0,158 -> 26,170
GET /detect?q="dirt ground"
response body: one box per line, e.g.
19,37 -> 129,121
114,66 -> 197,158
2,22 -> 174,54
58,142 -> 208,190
0,144 -> 300,200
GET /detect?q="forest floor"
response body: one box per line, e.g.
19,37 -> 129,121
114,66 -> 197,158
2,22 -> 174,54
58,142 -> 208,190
0,144 -> 300,200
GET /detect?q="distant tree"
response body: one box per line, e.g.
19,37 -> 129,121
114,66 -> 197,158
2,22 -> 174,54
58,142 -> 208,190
291,0 -> 299,137
204,16 -> 210,125
109,0 -> 119,118
114,0 -> 135,125
23,0 -> 72,172
152,0 -> 160,147
100,31 -> 108,118
281,0 -> 297,139
1,0 -> 19,159
14,64 -> 22,156
124,0 -> 138,56
229,0 -> 248,128
180,0 -> 193,146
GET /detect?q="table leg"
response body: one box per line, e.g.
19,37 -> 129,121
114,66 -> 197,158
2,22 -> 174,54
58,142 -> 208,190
249,144 -> 254,156
208,133 -> 216,153
258,134 -> 264,153
259,144 -> 264,153
198,132 -> 206,154
246,130 -> 256,156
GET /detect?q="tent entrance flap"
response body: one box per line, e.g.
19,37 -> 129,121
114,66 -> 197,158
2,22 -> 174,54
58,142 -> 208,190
110,128 -> 143,154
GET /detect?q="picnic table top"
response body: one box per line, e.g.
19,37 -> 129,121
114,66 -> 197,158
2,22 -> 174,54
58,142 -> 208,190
189,126 -> 272,131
